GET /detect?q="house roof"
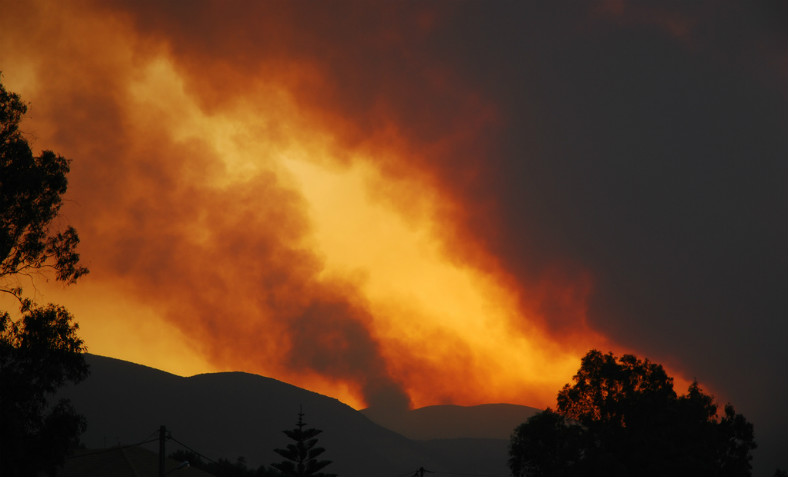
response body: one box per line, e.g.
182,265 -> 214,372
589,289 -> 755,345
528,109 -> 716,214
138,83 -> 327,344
59,446 -> 216,477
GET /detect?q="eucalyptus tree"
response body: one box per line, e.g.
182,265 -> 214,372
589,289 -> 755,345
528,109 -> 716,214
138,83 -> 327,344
0,74 -> 89,477
510,350 -> 756,477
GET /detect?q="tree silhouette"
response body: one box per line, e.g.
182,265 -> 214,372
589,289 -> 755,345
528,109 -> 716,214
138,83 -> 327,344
510,350 -> 756,477
272,410 -> 336,477
0,79 -> 87,296
509,408 -> 584,477
0,74 -> 89,476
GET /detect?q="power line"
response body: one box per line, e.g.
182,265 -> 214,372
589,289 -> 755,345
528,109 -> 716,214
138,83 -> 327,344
166,435 -> 512,477
341,472 -> 416,477
70,426 -> 511,477
167,433 -> 221,467
433,471 -> 509,477
64,436 -> 159,460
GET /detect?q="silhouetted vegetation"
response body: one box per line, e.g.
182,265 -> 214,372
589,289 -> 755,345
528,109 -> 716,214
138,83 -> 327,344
0,74 -> 89,476
509,350 -> 756,477
169,450 -> 281,477
272,410 -> 336,477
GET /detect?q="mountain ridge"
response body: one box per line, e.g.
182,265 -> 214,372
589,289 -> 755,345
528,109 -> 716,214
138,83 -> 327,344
59,354 -> 536,475
362,402 -> 542,440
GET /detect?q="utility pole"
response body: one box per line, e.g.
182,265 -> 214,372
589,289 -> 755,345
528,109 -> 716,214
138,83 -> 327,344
159,425 -> 166,477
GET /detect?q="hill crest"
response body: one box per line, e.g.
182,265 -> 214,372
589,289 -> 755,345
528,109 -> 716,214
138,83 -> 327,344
59,354 -> 536,475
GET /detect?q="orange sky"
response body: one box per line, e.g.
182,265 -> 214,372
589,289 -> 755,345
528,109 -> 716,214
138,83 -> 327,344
4,0 -> 782,416
0,0 -> 614,410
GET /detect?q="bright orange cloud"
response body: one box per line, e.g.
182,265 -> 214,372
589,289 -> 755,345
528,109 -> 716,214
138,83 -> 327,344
0,0 -> 626,412
7,3 -> 787,473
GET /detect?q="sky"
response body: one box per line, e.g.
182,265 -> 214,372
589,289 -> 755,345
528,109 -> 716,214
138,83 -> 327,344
1,1 -> 786,473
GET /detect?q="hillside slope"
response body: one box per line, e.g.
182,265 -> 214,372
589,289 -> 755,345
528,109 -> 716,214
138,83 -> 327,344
60,355 -> 443,475
362,402 -> 541,440
59,355 -> 535,475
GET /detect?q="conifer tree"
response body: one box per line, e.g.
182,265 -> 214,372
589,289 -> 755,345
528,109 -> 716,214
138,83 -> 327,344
272,410 -> 336,477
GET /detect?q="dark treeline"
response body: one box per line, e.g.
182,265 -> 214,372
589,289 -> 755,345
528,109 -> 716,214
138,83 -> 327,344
169,450 -> 281,477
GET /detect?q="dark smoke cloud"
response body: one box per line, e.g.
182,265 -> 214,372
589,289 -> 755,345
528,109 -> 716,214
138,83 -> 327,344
288,300 -> 410,411
2,1 -> 784,472
1,0 -> 413,411
104,2 -> 786,471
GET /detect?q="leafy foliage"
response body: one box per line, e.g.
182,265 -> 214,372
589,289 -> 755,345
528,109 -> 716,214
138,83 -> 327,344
509,408 -> 584,477
510,350 -> 756,477
1,77 -> 87,297
0,304 -> 88,476
0,75 -> 89,476
272,411 -> 336,477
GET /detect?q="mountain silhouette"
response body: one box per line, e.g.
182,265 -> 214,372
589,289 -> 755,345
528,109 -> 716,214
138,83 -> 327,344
362,402 -> 541,440
59,355 -> 536,475
361,402 -> 541,475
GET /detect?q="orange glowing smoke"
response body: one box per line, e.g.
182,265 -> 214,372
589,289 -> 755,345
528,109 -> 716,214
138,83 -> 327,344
0,0 -> 612,410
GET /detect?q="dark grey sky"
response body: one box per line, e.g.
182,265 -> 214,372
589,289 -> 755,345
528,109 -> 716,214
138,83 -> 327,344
420,4 -> 787,472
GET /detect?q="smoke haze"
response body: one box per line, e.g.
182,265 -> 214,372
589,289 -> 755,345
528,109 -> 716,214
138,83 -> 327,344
1,1 -> 784,472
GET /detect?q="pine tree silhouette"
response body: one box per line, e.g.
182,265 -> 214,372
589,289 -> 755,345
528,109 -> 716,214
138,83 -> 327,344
272,409 -> 336,477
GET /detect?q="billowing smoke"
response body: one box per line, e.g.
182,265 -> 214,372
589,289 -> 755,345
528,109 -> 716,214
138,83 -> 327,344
0,0 -> 418,408
1,2 -> 785,472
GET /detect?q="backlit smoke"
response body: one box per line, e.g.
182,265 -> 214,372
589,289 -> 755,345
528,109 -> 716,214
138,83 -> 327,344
1,2 -> 784,439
